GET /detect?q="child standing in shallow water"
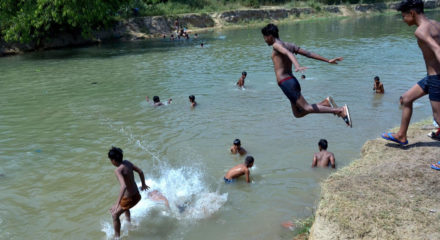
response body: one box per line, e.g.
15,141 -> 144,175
224,156 -> 254,183
230,139 -> 247,155
108,147 -> 149,238
312,139 -> 336,168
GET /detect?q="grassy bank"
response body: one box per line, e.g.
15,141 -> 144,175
309,119 -> 440,239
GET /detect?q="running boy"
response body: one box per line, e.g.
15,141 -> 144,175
108,147 -> 149,238
230,139 -> 247,155
382,0 -> 440,145
373,76 -> 385,94
312,139 -> 336,168
261,23 -> 352,127
237,71 -> 247,87
224,156 -> 254,183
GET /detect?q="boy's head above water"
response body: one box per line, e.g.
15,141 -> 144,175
233,139 -> 241,146
318,139 -> 328,150
242,71 -> 247,76
189,95 -> 195,102
261,23 -> 279,46
374,76 -> 380,82
108,146 -> 123,165
153,96 -> 160,103
245,156 -> 254,167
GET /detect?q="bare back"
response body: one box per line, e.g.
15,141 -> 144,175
116,160 -> 140,197
224,163 -> 248,179
313,150 -> 335,168
272,40 -> 300,82
416,19 -> 440,75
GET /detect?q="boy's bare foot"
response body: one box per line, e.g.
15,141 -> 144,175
337,105 -> 352,128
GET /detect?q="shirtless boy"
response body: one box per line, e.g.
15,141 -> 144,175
224,156 -> 254,183
382,0 -> 440,147
312,139 -> 336,168
373,76 -> 385,94
146,96 -> 172,106
261,23 -> 352,127
189,95 -> 197,108
230,139 -> 247,155
237,71 -> 247,87
108,147 -> 149,238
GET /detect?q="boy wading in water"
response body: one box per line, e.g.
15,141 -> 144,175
312,139 -> 336,168
382,0 -> 440,147
108,147 -> 149,238
261,23 -> 352,127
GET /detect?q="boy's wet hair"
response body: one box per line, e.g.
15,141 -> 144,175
397,0 -> 424,13
245,156 -> 254,166
318,139 -> 328,150
233,139 -> 241,145
108,146 -> 123,163
153,96 -> 160,103
374,76 -> 380,81
242,71 -> 247,76
189,95 -> 195,101
261,23 -> 279,38
301,75 -> 306,78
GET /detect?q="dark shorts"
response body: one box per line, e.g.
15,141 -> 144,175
278,75 -> 302,104
417,75 -> 440,102
224,177 -> 235,184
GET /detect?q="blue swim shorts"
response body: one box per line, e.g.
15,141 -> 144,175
278,75 -> 302,104
417,75 -> 440,102
224,177 -> 235,184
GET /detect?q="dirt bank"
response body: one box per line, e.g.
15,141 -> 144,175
2,1 -> 439,57
309,120 -> 440,240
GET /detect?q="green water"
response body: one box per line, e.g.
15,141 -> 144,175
1,11 -> 438,240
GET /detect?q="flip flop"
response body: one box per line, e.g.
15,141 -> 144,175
381,132 -> 408,145
342,105 -> 352,128
327,96 -> 338,108
428,131 -> 440,141
431,163 -> 440,171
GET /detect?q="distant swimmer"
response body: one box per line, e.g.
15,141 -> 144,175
189,95 -> 197,108
312,139 -> 335,168
148,190 -> 170,208
224,156 -> 254,183
301,75 -> 306,80
382,0 -> 440,146
261,23 -> 352,127
373,76 -> 385,94
107,147 -> 149,238
230,139 -> 247,155
146,96 -> 172,106
236,71 -> 247,88
194,33 -> 199,39
200,42 -> 204,48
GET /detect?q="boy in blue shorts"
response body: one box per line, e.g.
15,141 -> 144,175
261,23 -> 352,127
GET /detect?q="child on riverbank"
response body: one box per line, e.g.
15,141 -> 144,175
224,156 -> 254,183
382,0 -> 440,146
312,139 -> 336,168
261,23 -> 352,127
107,147 -> 149,238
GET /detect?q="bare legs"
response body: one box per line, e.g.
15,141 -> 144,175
290,95 -> 346,119
391,84 -> 426,142
111,206 -> 131,238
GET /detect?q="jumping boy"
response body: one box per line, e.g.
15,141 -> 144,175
230,139 -> 247,155
382,0 -> 440,146
312,139 -> 336,168
237,71 -> 247,88
146,96 -> 172,106
108,147 -> 149,238
189,95 -> 197,108
373,76 -> 385,94
224,156 -> 254,183
261,23 -> 352,127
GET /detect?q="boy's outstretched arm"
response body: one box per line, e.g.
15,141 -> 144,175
245,169 -> 251,183
133,165 -> 149,190
273,42 -> 307,72
312,154 -> 318,167
111,169 -> 127,214
297,48 -> 343,64
330,154 -> 336,169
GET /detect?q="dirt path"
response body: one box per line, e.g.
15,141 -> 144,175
310,120 -> 440,240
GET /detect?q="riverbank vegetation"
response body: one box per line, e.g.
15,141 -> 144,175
1,0 -> 397,45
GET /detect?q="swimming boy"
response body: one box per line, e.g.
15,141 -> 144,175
108,147 -> 149,238
382,0 -> 440,146
237,71 -> 247,87
230,139 -> 247,155
261,23 -> 352,127
148,190 -> 170,209
224,156 -> 254,183
312,139 -> 336,168
373,76 -> 385,94
189,95 -> 197,108
146,96 -> 172,106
